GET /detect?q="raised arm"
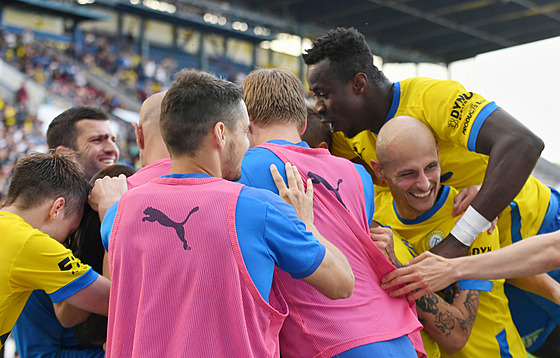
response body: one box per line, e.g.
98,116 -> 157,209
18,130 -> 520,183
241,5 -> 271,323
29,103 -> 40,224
270,163 -> 355,299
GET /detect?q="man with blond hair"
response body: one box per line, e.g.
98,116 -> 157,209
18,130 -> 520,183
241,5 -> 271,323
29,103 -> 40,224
240,67 -> 425,357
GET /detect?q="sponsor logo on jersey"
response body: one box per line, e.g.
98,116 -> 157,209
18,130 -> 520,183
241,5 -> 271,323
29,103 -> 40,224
462,99 -> 487,135
58,255 -> 81,275
448,92 -> 474,129
471,246 -> 492,255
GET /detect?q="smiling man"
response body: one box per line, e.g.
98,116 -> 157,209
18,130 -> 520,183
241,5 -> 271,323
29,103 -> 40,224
304,28 -> 560,353
11,106 -> 120,358
371,116 -> 526,357
47,106 -> 120,181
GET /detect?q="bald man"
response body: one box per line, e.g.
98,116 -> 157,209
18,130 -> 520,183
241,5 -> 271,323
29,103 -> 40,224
371,116 -> 526,357
128,92 -> 172,189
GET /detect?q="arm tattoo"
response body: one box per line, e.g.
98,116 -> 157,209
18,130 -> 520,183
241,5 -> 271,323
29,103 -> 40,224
416,290 -> 479,336
457,290 -> 479,332
416,293 -> 440,315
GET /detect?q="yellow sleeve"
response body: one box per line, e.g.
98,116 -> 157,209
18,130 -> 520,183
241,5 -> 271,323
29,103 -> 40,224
11,231 -> 93,295
419,80 -> 499,152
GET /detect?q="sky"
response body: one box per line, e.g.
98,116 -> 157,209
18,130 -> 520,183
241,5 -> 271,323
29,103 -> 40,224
382,36 -> 560,164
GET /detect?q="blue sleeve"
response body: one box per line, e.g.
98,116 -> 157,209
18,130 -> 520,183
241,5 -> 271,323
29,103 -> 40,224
444,280 -> 493,292
100,201 -> 119,252
354,163 -> 375,225
467,101 -> 499,152
48,268 -> 98,303
13,291 -> 105,358
236,187 -> 326,301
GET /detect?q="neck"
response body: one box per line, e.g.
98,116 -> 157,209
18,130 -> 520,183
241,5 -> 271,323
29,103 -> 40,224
169,151 -> 222,178
2,204 -> 47,229
250,123 -> 301,147
368,80 -> 394,132
141,138 -> 170,166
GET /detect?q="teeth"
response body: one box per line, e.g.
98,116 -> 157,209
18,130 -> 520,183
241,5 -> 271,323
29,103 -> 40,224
411,191 -> 431,198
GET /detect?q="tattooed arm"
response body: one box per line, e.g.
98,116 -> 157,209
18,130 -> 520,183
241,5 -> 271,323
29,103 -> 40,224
416,289 -> 479,354
371,228 -> 479,354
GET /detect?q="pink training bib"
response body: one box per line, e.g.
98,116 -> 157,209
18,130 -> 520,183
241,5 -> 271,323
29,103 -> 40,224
107,176 -> 287,357
260,143 -> 425,358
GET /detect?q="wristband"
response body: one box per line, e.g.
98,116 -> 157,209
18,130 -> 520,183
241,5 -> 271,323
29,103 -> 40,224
450,206 -> 492,246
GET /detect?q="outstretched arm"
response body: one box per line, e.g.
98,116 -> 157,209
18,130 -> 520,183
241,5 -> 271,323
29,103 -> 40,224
382,230 -> 560,300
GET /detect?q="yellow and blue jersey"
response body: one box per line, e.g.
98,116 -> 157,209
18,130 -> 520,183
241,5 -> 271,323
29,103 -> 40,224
331,77 -> 552,247
377,185 -> 526,357
0,211 -> 97,349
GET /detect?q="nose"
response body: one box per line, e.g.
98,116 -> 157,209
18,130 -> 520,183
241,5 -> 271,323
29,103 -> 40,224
104,139 -> 120,159
417,171 -> 430,191
315,100 -> 326,115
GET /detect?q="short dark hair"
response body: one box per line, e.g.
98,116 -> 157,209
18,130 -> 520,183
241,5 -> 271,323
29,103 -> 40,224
303,27 -> 386,84
70,163 -> 136,347
301,103 -> 332,149
243,68 -> 306,132
47,106 -> 109,150
161,69 -> 244,157
3,152 -> 90,217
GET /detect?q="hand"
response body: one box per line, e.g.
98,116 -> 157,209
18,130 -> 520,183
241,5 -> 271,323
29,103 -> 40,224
89,174 -> 128,221
381,251 -> 457,301
452,185 -> 480,217
370,222 -> 400,267
270,163 -> 314,226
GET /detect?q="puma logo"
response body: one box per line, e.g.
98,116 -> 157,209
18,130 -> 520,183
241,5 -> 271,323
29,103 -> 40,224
142,206 -> 200,250
307,171 -> 347,209
353,146 -> 365,158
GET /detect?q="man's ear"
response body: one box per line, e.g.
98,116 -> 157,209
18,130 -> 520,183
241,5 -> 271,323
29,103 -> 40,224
299,118 -> 308,136
49,197 -> 66,222
213,122 -> 227,150
370,159 -> 387,181
317,141 -> 329,150
133,122 -> 144,150
55,146 -> 74,155
352,73 -> 368,95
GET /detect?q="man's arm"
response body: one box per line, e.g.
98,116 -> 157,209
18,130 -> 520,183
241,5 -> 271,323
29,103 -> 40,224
271,163 -> 355,299
370,225 -> 478,353
507,273 -> 560,305
417,290 -> 479,355
472,108 -> 544,220
432,109 -> 544,258
381,230 -> 560,300
54,275 -> 110,326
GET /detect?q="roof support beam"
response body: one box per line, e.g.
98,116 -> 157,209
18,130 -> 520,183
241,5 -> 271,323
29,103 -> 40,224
365,0 -> 516,47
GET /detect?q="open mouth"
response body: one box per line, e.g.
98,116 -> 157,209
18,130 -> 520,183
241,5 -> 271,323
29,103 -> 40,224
410,187 -> 433,198
100,158 -> 116,165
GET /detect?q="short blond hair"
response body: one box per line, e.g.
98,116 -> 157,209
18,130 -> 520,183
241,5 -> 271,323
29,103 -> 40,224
243,68 -> 306,131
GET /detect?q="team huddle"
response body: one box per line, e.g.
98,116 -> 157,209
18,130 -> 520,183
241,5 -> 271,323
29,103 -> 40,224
2,27 -> 560,357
